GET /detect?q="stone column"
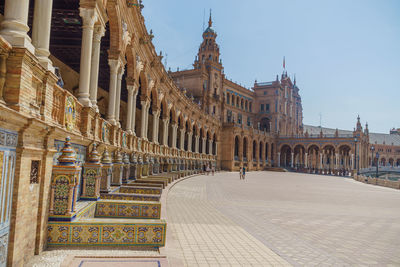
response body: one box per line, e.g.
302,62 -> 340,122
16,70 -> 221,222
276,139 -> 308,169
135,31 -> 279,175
305,152 -> 308,168
107,59 -> 120,125
171,123 -> 178,148
77,8 -> 97,107
152,109 -> 160,143
195,135 -> 200,153
115,66 -> 125,126
208,139 -> 213,155
351,153 -> 355,169
89,24 -> 105,112
0,0 -> 35,53
162,118 -> 169,145
140,100 -> 148,138
187,132 -> 193,152
32,0 -> 54,70
319,153 -> 323,169
202,138 -> 207,154
126,84 -> 136,134
179,128 -> 185,150
131,90 -> 138,135
335,153 -> 339,169
291,152 -> 294,168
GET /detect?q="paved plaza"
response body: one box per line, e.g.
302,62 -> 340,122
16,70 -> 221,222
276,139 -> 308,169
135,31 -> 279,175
166,171 -> 400,266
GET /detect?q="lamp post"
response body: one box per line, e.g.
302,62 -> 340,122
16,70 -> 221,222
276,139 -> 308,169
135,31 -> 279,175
375,152 -> 379,178
370,145 -> 375,168
354,137 -> 358,175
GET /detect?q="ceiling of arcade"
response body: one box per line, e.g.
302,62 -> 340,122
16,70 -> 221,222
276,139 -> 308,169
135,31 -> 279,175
0,0 -> 220,131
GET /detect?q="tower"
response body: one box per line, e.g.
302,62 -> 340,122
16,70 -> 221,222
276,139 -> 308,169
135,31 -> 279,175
193,10 -> 224,116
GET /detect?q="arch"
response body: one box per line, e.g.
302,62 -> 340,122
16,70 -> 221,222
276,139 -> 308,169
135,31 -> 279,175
234,136 -> 239,160
212,133 -> 217,155
396,158 -> 400,167
280,144 -> 292,167
293,144 -> 306,168
245,100 -> 248,111
241,98 -> 244,109
265,142 -> 269,162
192,124 -> 197,152
259,141 -> 263,161
389,158 -> 394,167
106,2 -> 123,52
243,137 -> 248,161
252,140 -> 257,161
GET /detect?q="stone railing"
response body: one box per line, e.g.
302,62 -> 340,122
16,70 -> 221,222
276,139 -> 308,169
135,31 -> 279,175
353,174 -> 400,190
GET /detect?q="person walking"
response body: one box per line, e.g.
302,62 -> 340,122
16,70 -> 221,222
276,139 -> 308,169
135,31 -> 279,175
206,164 -> 210,175
242,166 -> 246,180
211,166 -> 215,176
239,166 -> 243,180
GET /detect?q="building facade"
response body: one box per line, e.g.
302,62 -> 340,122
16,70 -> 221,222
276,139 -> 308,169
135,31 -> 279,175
0,1 -> 397,266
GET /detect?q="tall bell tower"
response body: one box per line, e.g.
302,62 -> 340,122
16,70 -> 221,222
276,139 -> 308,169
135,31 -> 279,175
193,10 -> 224,117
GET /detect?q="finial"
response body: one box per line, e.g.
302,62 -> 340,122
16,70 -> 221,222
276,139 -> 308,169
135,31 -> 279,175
57,137 -> 77,166
101,148 -> 112,164
113,150 -> 123,163
88,143 -> 101,163
294,74 -> 296,85
208,9 -> 212,27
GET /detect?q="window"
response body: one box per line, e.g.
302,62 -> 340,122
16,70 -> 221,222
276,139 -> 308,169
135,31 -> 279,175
227,93 -> 230,104
213,106 -> 216,114
266,104 -> 270,112
249,103 -> 252,112
264,91 -> 267,95
247,117 -> 251,127
238,114 -> 242,124
260,104 -> 264,111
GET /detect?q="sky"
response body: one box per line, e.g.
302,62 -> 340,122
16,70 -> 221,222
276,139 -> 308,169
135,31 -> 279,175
142,0 -> 400,134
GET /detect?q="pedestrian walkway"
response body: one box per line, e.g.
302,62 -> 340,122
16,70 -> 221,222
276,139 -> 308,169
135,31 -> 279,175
166,171 -> 400,266
166,174 -> 291,266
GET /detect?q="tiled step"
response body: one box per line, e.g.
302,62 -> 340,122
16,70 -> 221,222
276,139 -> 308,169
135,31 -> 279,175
95,200 -> 161,219
119,186 -> 162,195
101,192 -> 160,202
47,218 -> 166,247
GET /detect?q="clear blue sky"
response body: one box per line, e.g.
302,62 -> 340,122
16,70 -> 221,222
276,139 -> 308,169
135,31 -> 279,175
142,0 -> 400,134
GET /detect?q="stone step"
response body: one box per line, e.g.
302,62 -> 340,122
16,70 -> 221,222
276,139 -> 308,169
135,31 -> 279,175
95,200 -> 161,219
119,186 -> 162,195
134,179 -> 167,188
125,182 -> 163,189
47,218 -> 166,247
148,175 -> 173,183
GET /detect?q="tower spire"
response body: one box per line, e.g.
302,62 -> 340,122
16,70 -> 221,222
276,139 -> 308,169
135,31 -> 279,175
208,9 -> 212,27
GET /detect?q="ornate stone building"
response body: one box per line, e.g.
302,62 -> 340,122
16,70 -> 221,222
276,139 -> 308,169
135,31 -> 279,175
0,1 -> 397,266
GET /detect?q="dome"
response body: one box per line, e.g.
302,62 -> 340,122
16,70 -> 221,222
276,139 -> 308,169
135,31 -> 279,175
204,26 -> 215,34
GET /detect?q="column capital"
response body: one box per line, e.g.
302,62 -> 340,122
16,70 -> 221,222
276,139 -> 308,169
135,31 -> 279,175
118,65 -> 125,80
93,23 -> 105,42
79,8 -> 98,28
108,59 -> 120,74
127,84 -> 138,94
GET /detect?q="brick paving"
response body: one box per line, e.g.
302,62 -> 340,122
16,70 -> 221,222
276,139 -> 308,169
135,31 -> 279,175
167,171 -> 400,266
